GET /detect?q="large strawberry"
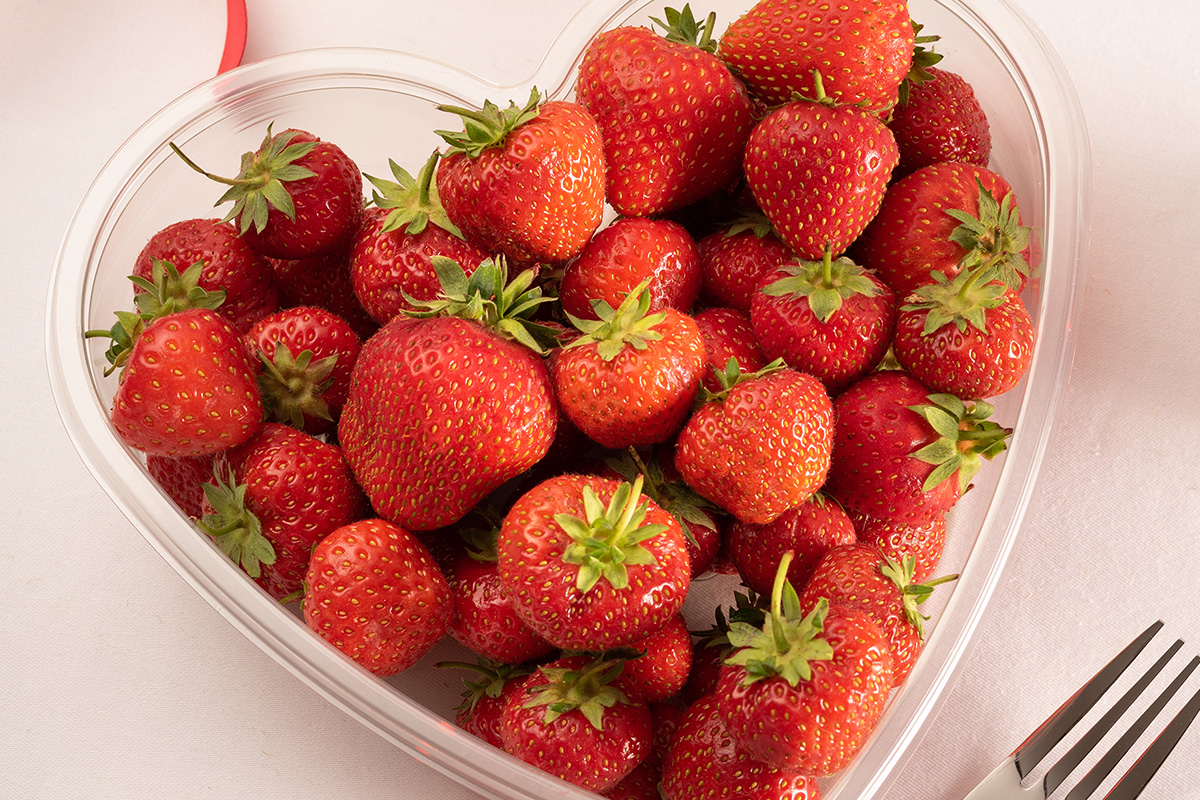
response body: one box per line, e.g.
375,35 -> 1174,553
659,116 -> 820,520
434,89 -> 606,264
496,473 -> 691,651
303,518 -> 452,676
171,125 -> 364,260
743,74 -> 899,260
719,0 -> 915,113
576,6 -> 755,217
337,257 -> 559,531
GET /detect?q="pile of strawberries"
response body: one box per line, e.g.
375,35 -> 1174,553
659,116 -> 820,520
87,0 -> 1039,796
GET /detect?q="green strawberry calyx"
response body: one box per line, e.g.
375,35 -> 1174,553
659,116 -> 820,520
901,263 -> 1009,336
725,552 -> 835,686
650,5 -> 719,53
898,21 -> 945,106
435,658 -> 534,717
878,555 -> 959,638
604,446 -> 719,551
170,123 -> 319,235
908,393 -> 1012,493
554,474 -> 667,594
561,280 -> 666,362
364,149 -> 464,237
435,88 -> 542,159
720,206 -> 780,240
947,178 -> 1034,291
699,356 -> 787,403
693,589 -> 768,657
519,657 -> 635,730
255,341 -> 338,431
197,466 -> 276,579
760,246 -> 884,324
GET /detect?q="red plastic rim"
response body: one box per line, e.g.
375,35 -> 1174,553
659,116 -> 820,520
219,0 -> 248,74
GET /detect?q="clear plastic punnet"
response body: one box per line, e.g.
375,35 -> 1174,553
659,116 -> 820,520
46,1 -> 1090,797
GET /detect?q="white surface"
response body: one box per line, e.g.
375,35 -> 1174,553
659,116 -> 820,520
5,1 -> 1200,798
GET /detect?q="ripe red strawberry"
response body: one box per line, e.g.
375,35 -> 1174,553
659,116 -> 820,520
559,217 -> 701,321
146,452 -> 216,518
661,695 -> 820,800
442,659 -> 535,748
133,217 -> 279,331
674,361 -> 834,525
267,247 -> 379,341
551,284 -> 706,449
576,6 -> 755,217
496,473 -> 691,651
351,152 -> 491,325
743,77 -> 899,260
799,542 -> 957,685
617,611 -> 693,704
434,89 -> 606,264
750,248 -> 896,395
171,125 -> 364,260
338,258 -> 560,531
245,305 -> 362,435
303,517 -> 453,676
851,161 -> 1033,296
726,492 -> 857,596
199,423 -> 370,599
890,65 -> 992,179
851,509 -> 947,584
892,265 -> 1035,398
602,703 -> 684,800
693,306 -> 767,393
696,210 -> 796,313
682,589 -> 768,706
716,561 -> 894,775
719,0 -> 915,113
824,370 -> 1012,526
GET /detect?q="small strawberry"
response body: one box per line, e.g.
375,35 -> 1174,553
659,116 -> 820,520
693,306 -> 767,393
559,216 -> 701,321
576,5 -> 755,217
434,89 -> 606,264
245,305 -> 362,435
146,452 -> 216,518
750,247 -> 897,395
892,264 -> 1035,398
439,658 -> 536,748
719,0 -> 915,113
496,473 -> 692,651
696,210 -> 795,313
551,283 -> 706,449
268,247 -> 379,341
890,65 -> 992,179
823,370 -> 1012,526
303,518 -> 453,676
683,589 -> 768,705
602,702 -> 684,800
171,125 -> 364,260
850,509 -> 947,584
613,611 -> 693,704
674,360 -> 834,525
500,654 -> 654,793
743,73 -> 899,260
715,556 -> 894,775
199,423 -> 370,600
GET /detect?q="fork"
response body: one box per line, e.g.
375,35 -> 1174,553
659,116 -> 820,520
962,620 -> 1200,799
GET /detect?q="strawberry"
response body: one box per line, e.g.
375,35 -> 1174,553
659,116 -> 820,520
892,265 -> 1035,398
750,247 -> 896,395
726,492 -> 857,597
696,211 -> 795,313
244,305 -> 362,435
133,217 -> 279,331
661,693 -> 820,800
799,542 -> 957,685
674,360 -> 834,525
434,89 -> 606,264
551,283 -> 706,449
715,557 -> 894,775
890,65 -> 992,179
615,611 -> 693,704
823,370 -> 1012,526
198,423 -> 370,600
171,125 -> 364,260
743,74 -> 899,261
441,658 -> 536,748
496,473 -> 692,651
500,654 -> 654,792
267,247 -> 379,341
850,508 -> 947,584
602,703 -> 684,800
683,589 -> 768,705
338,257 -> 560,531
559,216 -> 701,321
719,0 -> 915,113
693,307 -> 767,393
352,152 -> 491,325
145,452 -> 216,518
575,6 -> 755,217
303,517 -> 453,676
850,161 -> 1033,296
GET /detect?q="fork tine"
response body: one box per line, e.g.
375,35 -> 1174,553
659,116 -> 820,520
1014,621 -> 1165,779
1103,673 -> 1200,800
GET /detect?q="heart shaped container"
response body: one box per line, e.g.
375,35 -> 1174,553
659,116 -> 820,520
46,0 -> 1090,797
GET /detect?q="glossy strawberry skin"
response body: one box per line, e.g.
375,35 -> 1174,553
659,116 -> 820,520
338,315 -> 558,531
674,368 -> 834,525
744,99 -> 899,261
146,452 -> 216,518
715,604 -> 894,775
436,100 -> 606,264
576,25 -> 755,217
693,307 -> 767,393
697,224 -> 796,313
619,612 -> 693,704
303,518 -> 452,677
851,509 -> 947,584
110,308 -> 263,458
661,694 -> 820,800
496,474 -> 692,651
559,217 -> 701,321
890,66 -> 992,179
267,247 -> 379,342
